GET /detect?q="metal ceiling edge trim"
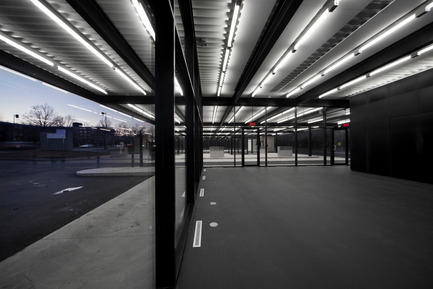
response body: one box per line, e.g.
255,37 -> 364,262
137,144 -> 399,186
65,0 -> 155,89
295,20 -> 433,105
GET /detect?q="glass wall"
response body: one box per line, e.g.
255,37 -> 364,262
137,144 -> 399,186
0,67 -> 156,286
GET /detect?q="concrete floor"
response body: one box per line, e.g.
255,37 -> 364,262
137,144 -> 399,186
0,176 -> 155,289
177,166 -> 433,289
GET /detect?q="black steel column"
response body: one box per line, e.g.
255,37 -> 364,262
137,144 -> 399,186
139,132 -> 143,167
295,107 -> 298,166
265,107 -> 268,167
241,128 -> 245,166
308,125 -> 312,156
322,107 -> 327,166
154,0 -> 176,287
186,95 -> 195,204
257,129 -> 260,166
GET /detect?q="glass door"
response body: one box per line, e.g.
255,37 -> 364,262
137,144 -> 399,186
331,127 -> 349,165
242,128 -> 260,166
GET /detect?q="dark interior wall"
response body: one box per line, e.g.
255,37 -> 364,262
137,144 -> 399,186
350,68 -> 433,184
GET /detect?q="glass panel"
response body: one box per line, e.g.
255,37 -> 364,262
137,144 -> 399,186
333,128 -> 348,164
0,67 -> 156,286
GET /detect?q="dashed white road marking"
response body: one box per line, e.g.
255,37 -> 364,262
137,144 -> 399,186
199,188 -> 204,197
193,220 -> 203,247
53,186 -> 83,195
202,175 -> 206,181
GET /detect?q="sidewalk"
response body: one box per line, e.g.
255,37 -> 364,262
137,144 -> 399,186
0,177 -> 155,289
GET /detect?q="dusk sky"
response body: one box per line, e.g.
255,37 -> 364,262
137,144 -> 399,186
0,66 -> 148,128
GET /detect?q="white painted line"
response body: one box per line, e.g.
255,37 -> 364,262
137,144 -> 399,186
199,188 -> 204,197
210,222 -> 218,228
182,191 -> 186,198
193,220 -> 203,248
210,202 -> 217,205
202,175 -> 206,181
204,169 -> 207,172
53,186 -> 83,195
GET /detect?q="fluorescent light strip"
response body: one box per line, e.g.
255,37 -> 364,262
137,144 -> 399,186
417,43 -> 433,56
68,104 -> 92,112
369,56 -> 411,76
319,88 -> 338,99
323,54 -> 355,75
0,33 -> 54,66
294,10 -> 331,51
228,106 -> 244,123
358,14 -> 416,54
131,0 -> 156,41
114,68 -> 146,95
302,74 -> 322,89
30,0 -> 112,68
222,49 -> 230,72
339,75 -> 367,90
244,108 -> 267,124
338,119 -> 351,125
42,82 -> 68,93
308,117 -> 323,124
58,66 -> 107,94
217,86 -> 222,97
212,106 -> 218,124
127,104 -> 155,119
267,108 -> 295,122
427,2 -> 433,12
286,87 -> 301,98
227,4 -> 240,47
219,72 -> 225,87
274,51 -> 295,73
0,65 -> 37,82
31,0 -> 148,96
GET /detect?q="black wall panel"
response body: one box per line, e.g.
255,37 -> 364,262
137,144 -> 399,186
351,68 -> 433,184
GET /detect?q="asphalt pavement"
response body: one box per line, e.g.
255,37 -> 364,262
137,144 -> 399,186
0,158 -> 153,261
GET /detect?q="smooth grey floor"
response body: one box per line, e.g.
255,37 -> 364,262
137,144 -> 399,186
177,166 -> 433,289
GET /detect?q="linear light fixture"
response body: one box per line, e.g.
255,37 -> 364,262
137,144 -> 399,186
31,0 -> 148,95
227,4 -> 240,47
369,56 -> 411,77
217,86 -> 222,97
417,43 -> 433,56
337,119 -> 351,125
228,106 -> 244,123
358,14 -> 416,54
219,72 -> 225,88
266,108 -> 295,123
131,0 -> 156,41
100,105 -> 133,119
127,104 -> 155,119
339,75 -> 367,90
212,106 -> 218,124
222,49 -> 230,72
30,0 -> 112,68
323,54 -> 355,75
301,74 -> 322,89
244,108 -> 267,124
58,66 -> 107,94
174,115 -> 182,124
273,50 -> 295,73
319,88 -> 339,99
286,87 -> 301,98
68,104 -> 92,112
0,33 -> 54,66
114,68 -> 146,95
427,2 -> 433,12
293,10 -> 332,52
308,117 -> 323,124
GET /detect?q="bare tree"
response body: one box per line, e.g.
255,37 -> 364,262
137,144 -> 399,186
23,103 -> 63,127
64,115 -> 75,127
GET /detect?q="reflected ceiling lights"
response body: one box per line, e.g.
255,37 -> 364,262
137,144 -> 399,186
131,0 -> 156,41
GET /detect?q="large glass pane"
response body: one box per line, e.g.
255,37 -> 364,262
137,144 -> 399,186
0,67 -> 156,286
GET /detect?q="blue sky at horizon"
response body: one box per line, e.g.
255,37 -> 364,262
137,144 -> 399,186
0,67 -> 150,128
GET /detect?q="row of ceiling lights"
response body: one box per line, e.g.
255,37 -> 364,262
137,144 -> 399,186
252,0 -> 433,100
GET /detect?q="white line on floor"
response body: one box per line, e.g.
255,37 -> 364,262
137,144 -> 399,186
202,175 -> 206,181
193,220 -> 203,248
199,188 -> 204,197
